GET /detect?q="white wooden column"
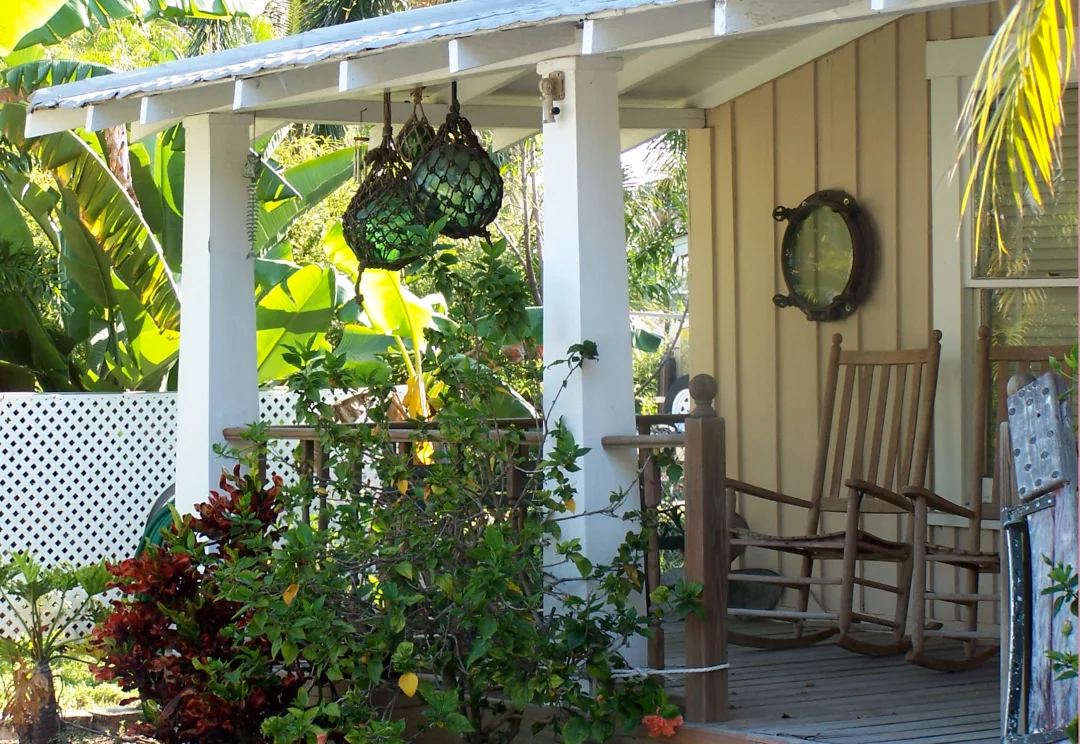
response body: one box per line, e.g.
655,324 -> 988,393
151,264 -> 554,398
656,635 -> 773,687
175,113 -> 258,514
538,56 -> 642,662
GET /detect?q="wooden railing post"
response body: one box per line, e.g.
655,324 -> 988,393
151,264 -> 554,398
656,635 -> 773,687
638,419 -> 665,673
682,374 -> 728,723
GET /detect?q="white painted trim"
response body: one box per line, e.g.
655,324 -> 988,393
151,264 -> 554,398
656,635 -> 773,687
687,18 -> 889,110
927,29 -> 1079,80
964,277 -> 1078,289
930,74 -> 972,506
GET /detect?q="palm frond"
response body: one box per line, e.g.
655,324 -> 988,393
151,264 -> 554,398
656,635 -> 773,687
957,0 -> 1075,261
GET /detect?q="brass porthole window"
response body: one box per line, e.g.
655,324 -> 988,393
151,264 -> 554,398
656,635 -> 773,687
772,190 -> 873,322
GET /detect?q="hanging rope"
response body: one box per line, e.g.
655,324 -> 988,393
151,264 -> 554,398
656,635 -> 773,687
396,87 -> 435,163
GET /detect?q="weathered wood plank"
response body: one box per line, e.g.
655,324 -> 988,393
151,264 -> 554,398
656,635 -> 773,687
1005,371 -> 1079,739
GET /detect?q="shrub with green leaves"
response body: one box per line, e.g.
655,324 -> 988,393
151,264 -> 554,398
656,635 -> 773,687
203,243 -> 701,744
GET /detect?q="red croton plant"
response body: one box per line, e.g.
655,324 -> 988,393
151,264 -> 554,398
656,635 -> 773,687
90,467 -> 303,744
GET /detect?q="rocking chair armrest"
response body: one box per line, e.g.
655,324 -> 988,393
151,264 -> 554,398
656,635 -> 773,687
900,486 -> 976,519
844,479 -> 913,513
726,479 -> 812,509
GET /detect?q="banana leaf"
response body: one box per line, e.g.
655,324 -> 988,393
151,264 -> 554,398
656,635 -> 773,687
257,146 -> 358,254
2,0 -> 70,54
2,59 -> 113,95
256,264 -> 337,384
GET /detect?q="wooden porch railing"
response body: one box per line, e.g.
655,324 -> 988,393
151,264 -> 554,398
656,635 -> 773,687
601,374 -> 728,724
223,376 -> 727,723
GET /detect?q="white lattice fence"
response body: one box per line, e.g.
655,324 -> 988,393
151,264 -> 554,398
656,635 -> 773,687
0,391 -> 301,635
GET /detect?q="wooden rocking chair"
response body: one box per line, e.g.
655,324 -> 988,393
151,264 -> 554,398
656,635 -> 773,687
902,327 -> 1073,671
728,331 -> 942,656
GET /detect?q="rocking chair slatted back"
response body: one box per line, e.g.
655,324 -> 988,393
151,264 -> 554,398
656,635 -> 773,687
811,331 -> 942,531
973,326 -> 1074,517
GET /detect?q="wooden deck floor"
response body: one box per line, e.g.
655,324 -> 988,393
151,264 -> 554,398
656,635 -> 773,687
665,622 -> 1000,744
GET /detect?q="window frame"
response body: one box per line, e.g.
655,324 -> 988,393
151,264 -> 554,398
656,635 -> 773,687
928,34 -> 1078,528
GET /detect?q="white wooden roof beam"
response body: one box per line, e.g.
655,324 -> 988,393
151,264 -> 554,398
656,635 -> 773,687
686,16 -> 888,108
617,40 -> 717,94
85,100 -> 141,131
583,1 -> 714,54
715,0 -> 850,36
449,23 -> 578,73
140,83 -> 234,126
455,70 -> 528,103
24,107 -> 86,137
339,43 -> 450,92
233,64 -> 336,111
248,99 -> 704,130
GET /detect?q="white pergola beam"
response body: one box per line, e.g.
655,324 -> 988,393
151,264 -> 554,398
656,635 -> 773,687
250,99 -> 705,130
619,129 -> 666,152
450,24 -> 578,73
715,0 -> 850,36
617,40 -> 717,94
583,1 -> 714,54
85,100 -> 141,131
141,84 -> 234,126
234,65 -> 336,111
491,128 -> 537,151
339,43 -> 450,92
455,70 -> 527,103
24,107 -> 85,137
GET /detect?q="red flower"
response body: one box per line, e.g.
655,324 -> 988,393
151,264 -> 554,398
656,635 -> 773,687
642,712 -> 684,738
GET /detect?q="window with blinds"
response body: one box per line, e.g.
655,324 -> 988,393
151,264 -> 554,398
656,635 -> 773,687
974,85 -> 1078,351
975,85 -> 1079,281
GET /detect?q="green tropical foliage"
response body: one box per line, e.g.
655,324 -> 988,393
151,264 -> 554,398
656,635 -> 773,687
0,92 -> 361,390
7,0 -> 271,53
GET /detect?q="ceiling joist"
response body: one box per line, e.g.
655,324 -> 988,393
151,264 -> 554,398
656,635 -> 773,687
339,43 -> 450,92
140,84 -> 234,126
715,0 -> 850,36
582,1 -> 715,54
449,24 -> 578,73
85,100 -> 141,131
234,65 -> 334,111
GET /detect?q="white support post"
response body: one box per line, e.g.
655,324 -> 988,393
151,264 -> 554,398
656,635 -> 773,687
175,113 -> 259,514
538,56 -> 644,665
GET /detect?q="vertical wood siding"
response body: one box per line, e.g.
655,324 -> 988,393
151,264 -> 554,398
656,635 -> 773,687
687,5 -> 1000,620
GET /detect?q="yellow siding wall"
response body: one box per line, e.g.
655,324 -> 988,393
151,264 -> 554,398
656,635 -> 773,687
687,5 -> 1004,618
